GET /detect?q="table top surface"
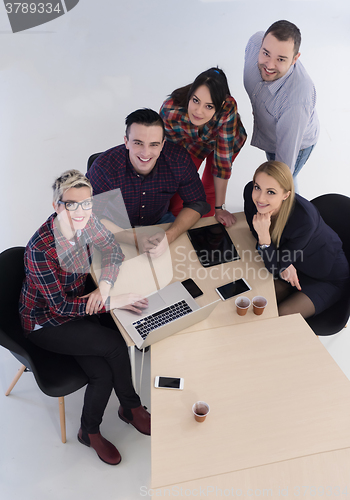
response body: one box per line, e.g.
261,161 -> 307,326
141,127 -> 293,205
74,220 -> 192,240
96,214 -> 279,346
166,213 -> 278,334
150,314 -> 350,488
150,447 -> 350,499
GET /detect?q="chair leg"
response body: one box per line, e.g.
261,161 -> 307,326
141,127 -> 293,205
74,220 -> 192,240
6,365 -> 67,444
5,364 -> 27,396
59,396 -> 66,444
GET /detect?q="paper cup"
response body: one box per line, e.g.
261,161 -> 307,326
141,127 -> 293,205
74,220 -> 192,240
235,296 -> 251,316
252,296 -> 267,315
192,401 -> 210,422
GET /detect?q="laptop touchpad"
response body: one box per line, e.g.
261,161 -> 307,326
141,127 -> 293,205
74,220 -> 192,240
144,292 -> 166,315
113,291 -> 167,324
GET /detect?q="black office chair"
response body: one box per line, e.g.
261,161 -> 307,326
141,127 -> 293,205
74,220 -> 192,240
306,194 -> 350,336
87,152 -> 102,171
0,247 -> 89,442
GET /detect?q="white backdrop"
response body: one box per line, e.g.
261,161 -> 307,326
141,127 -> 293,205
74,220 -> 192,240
1,0 -> 349,252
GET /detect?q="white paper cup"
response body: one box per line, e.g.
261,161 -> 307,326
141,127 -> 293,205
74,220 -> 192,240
192,401 -> 210,422
235,296 -> 251,316
252,296 -> 267,315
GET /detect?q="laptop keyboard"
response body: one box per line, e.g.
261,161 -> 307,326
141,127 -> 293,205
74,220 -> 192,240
132,300 -> 193,339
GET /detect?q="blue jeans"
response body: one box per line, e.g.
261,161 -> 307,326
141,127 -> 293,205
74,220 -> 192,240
266,145 -> 315,192
156,211 -> 176,224
266,145 -> 315,177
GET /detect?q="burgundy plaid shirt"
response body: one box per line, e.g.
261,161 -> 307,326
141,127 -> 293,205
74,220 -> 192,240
19,213 -> 124,334
159,96 -> 247,180
86,141 -> 209,226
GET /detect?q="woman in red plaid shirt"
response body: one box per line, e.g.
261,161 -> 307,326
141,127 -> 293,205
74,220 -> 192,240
19,170 -> 150,465
160,67 -> 247,228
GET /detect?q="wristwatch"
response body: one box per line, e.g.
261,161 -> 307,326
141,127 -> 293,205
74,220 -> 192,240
215,204 -> 226,210
259,244 -> 270,250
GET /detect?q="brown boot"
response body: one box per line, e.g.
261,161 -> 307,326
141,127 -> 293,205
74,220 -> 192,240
78,428 -> 121,465
118,405 -> 151,436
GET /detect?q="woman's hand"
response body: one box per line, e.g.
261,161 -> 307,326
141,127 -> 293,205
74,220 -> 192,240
81,280 -> 112,315
280,264 -> 301,290
110,293 -> 149,314
215,209 -> 236,227
252,211 -> 273,244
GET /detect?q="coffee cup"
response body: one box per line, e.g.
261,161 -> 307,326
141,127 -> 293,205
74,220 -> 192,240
192,401 -> 210,422
252,296 -> 267,315
235,296 -> 251,316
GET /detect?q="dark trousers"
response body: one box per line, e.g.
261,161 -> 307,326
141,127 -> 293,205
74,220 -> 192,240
28,315 -> 141,434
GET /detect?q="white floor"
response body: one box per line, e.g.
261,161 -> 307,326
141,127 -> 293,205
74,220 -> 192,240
2,0 -> 350,253
0,346 -> 152,500
0,325 -> 349,500
1,1 -> 349,494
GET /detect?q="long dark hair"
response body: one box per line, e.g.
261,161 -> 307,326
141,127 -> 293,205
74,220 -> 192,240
170,67 -> 231,113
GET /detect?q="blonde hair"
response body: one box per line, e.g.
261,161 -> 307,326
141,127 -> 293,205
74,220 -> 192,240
52,170 -> 92,205
253,161 -> 295,247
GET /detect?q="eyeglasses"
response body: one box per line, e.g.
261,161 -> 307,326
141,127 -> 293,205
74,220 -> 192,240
58,199 -> 93,211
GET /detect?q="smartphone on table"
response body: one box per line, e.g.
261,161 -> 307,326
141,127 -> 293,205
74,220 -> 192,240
215,278 -> 251,301
154,376 -> 184,390
181,278 -> 203,298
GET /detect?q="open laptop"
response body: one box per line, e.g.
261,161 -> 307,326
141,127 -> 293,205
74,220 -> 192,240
113,281 -> 220,349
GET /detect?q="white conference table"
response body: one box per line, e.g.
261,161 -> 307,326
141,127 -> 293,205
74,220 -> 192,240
150,314 -> 350,493
92,214 -> 279,385
149,448 -> 350,499
104,213 -> 279,341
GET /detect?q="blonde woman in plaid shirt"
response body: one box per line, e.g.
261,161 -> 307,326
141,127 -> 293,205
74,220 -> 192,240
160,67 -> 247,228
19,170 -> 150,465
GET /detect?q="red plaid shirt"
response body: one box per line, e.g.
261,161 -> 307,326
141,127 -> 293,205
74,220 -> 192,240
19,213 -> 124,334
159,96 -> 247,180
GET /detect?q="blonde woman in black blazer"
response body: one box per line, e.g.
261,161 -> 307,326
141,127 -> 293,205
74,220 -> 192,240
244,161 -> 349,318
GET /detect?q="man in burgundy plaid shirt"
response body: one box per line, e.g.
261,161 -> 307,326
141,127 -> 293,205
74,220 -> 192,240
87,108 -> 210,258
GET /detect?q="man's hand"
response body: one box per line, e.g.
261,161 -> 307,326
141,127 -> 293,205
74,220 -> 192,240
280,264 -> 301,290
215,209 -> 236,227
137,231 -> 169,258
146,232 -> 169,259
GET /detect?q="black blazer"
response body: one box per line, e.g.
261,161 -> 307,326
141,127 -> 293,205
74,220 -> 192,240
243,181 -> 348,281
